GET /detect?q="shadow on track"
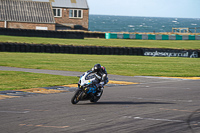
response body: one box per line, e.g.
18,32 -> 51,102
79,101 -> 174,105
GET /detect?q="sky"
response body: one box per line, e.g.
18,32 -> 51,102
87,0 -> 200,18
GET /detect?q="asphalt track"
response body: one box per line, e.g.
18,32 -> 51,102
0,66 -> 200,133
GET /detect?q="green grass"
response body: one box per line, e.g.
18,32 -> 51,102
0,35 -> 200,50
0,52 -> 199,77
0,34 -> 199,91
0,52 -> 199,91
0,71 -> 78,91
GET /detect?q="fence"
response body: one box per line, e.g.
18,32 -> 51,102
0,42 -> 199,58
105,33 -> 200,40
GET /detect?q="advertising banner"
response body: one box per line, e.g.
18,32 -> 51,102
144,49 -> 198,58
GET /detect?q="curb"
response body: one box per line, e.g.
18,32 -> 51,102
0,80 -> 139,100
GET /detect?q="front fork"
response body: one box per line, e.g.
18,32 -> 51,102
79,84 -> 97,98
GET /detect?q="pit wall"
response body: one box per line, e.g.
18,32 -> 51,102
105,33 -> 200,40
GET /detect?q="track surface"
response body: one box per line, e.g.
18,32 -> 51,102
0,67 -> 200,133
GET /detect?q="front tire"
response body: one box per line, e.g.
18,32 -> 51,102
71,89 -> 82,104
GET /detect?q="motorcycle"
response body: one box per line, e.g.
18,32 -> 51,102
71,71 -> 105,104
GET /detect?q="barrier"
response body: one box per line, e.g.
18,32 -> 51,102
123,34 -> 130,39
117,34 -> 123,39
196,35 -> 200,40
85,32 -> 105,38
182,35 -> 189,40
105,33 -> 200,40
176,35 -> 182,40
111,33 -> 118,39
0,28 -> 84,39
136,34 -> 142,39
148,34 -> 156,40
105,33 -> 117,39
162,35 -> 169,40
105,33 -> 110,39
156,35 -> 162,40
168,35 -> 176,40
142,34 -> 148,40
189,35 -> 195,40
0,42 -> 199,58
129,34 -> 136,39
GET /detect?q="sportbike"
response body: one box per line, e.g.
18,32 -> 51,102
71,71 -> 105,104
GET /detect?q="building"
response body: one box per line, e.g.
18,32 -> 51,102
52,0 -> 89,30
35,0 -> 89,30
0,0 -> 89,31
0,0 -> 56,30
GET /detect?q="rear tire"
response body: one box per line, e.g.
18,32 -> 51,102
71,89 -> 82,104
90,91 -> 103,103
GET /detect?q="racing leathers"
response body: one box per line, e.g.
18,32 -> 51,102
88,66 -> 108,96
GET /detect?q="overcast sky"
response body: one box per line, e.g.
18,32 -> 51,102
87,0 -> 200,18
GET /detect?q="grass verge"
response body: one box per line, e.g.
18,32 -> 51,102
0,35 -> 200,50
0,71 -> 78,91
0,52 -> 199,77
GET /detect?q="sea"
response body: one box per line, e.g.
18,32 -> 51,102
88,15 -> 200,33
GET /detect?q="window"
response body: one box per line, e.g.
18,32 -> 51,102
53,8 -> 62,17
69,9 -> 83,18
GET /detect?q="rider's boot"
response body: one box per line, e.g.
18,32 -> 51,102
96,87 -> 103,97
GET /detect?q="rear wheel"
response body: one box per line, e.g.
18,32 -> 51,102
71,89 -> 82,104
90,90 -> 103,103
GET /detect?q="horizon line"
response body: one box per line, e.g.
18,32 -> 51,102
89,14 -> 200,19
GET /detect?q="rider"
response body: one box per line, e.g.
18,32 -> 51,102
88,64 -> 108,96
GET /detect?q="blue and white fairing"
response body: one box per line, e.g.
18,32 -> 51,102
79,71 -> 98,87
78,71 -> 99,94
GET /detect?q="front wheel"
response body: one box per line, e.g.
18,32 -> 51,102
71,89 -> 82,104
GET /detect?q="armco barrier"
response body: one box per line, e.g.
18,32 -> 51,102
0,42 -> 199,58
105,33 -> 200,40
0,28 -> 84,39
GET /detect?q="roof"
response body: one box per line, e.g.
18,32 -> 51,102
0,0 -> 55,23
32,0 -> 89,9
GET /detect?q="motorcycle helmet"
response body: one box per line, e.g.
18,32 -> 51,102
93,64 -> 101,72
